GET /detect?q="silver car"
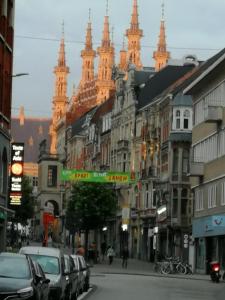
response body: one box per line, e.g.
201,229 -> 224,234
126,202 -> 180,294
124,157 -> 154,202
20,246 -> 78,300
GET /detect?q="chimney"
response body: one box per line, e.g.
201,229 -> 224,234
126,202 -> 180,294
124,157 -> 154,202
19,106 -> 25,126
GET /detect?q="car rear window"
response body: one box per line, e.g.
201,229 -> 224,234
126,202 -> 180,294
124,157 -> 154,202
29,254 -> 60,275
0,256 -> 30,279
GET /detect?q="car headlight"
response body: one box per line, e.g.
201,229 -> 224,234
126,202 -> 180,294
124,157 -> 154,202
17,287 -> 34,298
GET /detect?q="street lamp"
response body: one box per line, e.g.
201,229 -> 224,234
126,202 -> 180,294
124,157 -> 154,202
12,73 -> 29,78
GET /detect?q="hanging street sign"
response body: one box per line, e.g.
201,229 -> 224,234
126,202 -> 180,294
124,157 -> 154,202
61,169 -> 136,184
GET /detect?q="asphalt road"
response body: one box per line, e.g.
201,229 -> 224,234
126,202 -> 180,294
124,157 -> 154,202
89,273 -> 225,300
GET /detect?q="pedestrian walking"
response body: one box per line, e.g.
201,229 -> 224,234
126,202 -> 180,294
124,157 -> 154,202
122,246 -> 129,268
107,246 -> 115,265
101,241 -> 107,261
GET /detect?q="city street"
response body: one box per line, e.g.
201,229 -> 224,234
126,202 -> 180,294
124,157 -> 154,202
89,273 -> 225,300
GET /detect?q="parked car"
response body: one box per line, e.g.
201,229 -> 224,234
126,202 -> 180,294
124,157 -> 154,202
64,254 -> 79,299
71,255 -> 90,293
0,252 -> 50,300
19,246 -> 78,300
78,255 -> 90,292
71,255 -> 84,295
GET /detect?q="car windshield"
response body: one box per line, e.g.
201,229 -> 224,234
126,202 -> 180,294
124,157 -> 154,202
0,256 -> 30,279
29,254 -> 60,275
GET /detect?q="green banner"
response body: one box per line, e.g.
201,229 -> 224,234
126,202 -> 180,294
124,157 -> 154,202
61,170 -> 136,184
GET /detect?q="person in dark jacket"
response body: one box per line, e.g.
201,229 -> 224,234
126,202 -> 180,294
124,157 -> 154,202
122,246 -> 129,268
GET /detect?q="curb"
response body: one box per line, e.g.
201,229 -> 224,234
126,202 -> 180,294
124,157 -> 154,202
93,271 -> 209,282
78,285 -> 97,300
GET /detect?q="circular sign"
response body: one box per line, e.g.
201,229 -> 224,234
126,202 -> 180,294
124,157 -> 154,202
11,163 -> 23,175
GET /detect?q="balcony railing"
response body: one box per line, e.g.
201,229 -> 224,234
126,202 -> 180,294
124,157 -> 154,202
189,162 -> 204,177
204,106 -> 223,123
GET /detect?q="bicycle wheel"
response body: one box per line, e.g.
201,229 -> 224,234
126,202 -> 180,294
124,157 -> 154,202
176,263 -> 186,274
161,263 -> 171,275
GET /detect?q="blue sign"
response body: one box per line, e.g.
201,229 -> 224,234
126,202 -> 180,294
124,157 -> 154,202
193,214 -> 225,238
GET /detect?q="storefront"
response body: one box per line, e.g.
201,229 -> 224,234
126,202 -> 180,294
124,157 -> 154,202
193,214 -> 225,274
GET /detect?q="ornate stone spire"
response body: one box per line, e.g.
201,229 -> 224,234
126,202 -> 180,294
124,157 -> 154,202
81,10 -> 96,83
96,0 -> 115,104
58,21 -> 66,67
50,24 -> 70,154
130,0 -> 139,30
153,3 -> 170,71
126,0 -> 143,69
119,36 -> 127,71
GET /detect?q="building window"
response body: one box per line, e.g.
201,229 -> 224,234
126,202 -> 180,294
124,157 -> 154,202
176,110 -> 180,129
208,184 -> 217,209
181,189 -> 188,216
32,177 -> 38,187
182,149 -> 189,174
47,165 -> 57,187
172,188 -> 178,218
195,189 -> 204,211
221,182 -> 225,206
183,110 -> 190,129
173,148 -> 179,174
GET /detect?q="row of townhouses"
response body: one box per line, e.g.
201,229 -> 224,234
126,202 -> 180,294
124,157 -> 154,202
35,49 -> 225,274
32,1 -> 225,274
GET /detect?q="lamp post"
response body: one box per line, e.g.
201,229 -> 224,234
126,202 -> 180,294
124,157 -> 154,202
12,73 -> 29,78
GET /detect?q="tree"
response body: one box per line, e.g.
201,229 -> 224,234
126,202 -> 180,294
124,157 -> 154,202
65,182 -> 117,254
10,176 -> 35,226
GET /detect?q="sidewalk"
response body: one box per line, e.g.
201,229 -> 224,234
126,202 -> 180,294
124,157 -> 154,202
91,258 -> 209,281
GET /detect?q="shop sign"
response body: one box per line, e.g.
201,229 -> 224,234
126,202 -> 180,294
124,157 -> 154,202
9,143 -> 24,205
157,205 -> 167,222
61,169 -> 136,184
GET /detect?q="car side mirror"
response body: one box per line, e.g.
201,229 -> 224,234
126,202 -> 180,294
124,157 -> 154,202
35,274 -> 42,283
43,278 -> 50,284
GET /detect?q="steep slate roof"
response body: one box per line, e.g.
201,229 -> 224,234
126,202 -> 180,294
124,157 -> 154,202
137,65 -> 196,109
11,117 -> 51,163
71,106 -> 97,136
184,47 -> 225,94
91,96 -> 115,123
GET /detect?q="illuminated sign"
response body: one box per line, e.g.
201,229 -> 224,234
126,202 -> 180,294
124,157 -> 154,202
61,170 -> 136,184
9,143 -> 24,205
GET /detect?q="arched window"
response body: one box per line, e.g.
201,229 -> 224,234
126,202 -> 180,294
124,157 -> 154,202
176,110 -> 181,129
183,110 -> 190,129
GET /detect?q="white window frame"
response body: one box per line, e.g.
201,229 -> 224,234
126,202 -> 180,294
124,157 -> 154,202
221,181 -> 225,206
172,107 -> 192,131
208,184 -> 217,208
195,189 -> 204,211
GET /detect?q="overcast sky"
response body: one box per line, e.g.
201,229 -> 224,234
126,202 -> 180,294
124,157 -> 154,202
12,0 -> 225,118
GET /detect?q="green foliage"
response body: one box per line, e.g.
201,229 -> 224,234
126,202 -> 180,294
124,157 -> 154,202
10,176 -> 34,225
65,182 -> 117,232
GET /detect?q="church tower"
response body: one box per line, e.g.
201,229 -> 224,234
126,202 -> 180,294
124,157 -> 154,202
50,26 -> 69,154
126,0 -> 143,69
153,3 -> 170,71
81,11 -> 96,84
96,1 -> 115,104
